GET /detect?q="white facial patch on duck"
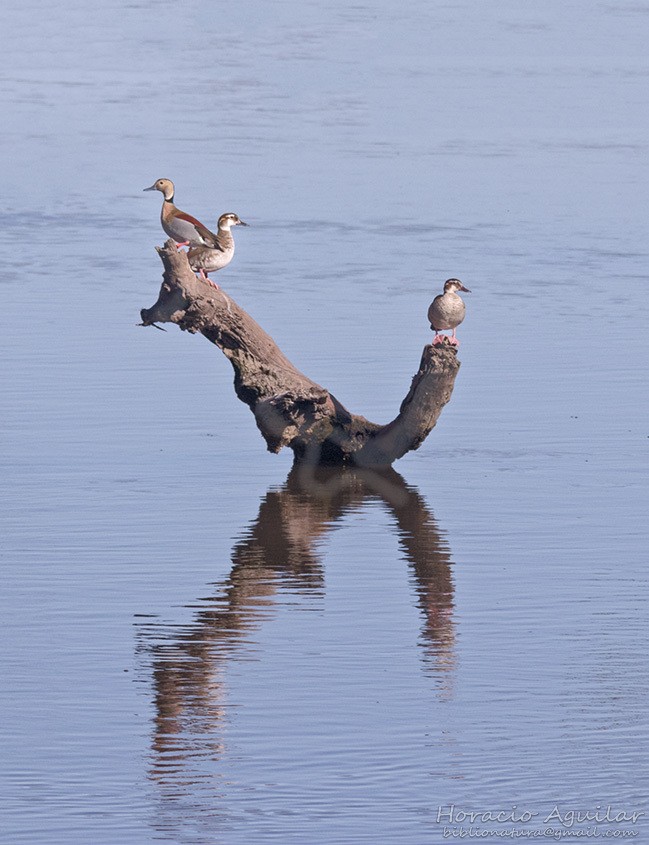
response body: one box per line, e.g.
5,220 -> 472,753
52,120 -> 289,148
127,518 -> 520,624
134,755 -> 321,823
444,279 -> 463,293
218,215 -> 239,230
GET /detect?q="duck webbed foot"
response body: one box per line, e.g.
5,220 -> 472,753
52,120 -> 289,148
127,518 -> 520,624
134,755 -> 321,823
432,334 -> 459,347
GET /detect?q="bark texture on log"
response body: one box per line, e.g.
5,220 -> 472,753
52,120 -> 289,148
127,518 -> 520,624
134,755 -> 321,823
140,241 -> 461,466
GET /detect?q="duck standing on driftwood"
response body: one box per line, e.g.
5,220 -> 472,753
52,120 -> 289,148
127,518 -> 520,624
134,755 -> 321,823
143,178 -> 222,250
428,278 -> 471,346
188,212 -> 248,287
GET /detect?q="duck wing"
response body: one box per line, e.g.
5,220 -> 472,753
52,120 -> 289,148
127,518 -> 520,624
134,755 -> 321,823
174,211 -> 225,251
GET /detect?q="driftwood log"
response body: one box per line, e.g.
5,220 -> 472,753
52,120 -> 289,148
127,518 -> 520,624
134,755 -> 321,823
140,240 -> 461,467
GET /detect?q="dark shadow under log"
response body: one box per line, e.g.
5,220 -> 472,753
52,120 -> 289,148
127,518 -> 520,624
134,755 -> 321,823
140,241 -> 461,467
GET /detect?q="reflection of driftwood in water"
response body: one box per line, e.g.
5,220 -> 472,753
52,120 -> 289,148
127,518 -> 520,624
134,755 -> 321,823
140,465 -> 456,784
140,242 -> 461,466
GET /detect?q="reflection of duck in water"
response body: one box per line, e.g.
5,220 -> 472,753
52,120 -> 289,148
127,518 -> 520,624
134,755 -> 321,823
139,464 -> 456,787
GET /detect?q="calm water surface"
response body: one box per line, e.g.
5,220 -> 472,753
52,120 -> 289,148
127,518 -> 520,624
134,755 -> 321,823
1,2 -> 648,843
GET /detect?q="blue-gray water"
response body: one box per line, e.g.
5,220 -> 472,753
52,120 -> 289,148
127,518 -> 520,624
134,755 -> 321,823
1,2 -> 648,843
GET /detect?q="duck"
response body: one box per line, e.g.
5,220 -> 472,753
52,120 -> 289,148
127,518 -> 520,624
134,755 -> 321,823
188,212 -> 248,287
428,278 -> 471,346
143,178 -> 222,250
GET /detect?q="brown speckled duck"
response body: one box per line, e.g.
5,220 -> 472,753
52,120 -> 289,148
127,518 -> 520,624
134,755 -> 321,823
188,212 -> 248,287
428,278 -> 471,346
143,178 -> 221,250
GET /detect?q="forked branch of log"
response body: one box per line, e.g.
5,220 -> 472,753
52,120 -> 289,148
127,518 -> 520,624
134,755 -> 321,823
140,241 -> 461,467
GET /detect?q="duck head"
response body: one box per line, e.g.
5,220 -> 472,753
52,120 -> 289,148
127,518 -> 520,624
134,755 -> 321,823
143,178 -> 175,201
217,212 -> 248,230
444,278 -> 471,293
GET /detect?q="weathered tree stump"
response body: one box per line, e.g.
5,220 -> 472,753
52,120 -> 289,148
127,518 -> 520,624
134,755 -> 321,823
140,241 -> 461,467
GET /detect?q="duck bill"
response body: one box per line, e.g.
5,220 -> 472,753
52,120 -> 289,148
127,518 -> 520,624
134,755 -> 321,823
238,220 -> 249,227
459,284 -> 471,293
143,184 -> 157,192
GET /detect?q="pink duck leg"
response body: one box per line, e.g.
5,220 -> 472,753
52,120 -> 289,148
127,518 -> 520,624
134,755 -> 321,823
198,268 -> 220,289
